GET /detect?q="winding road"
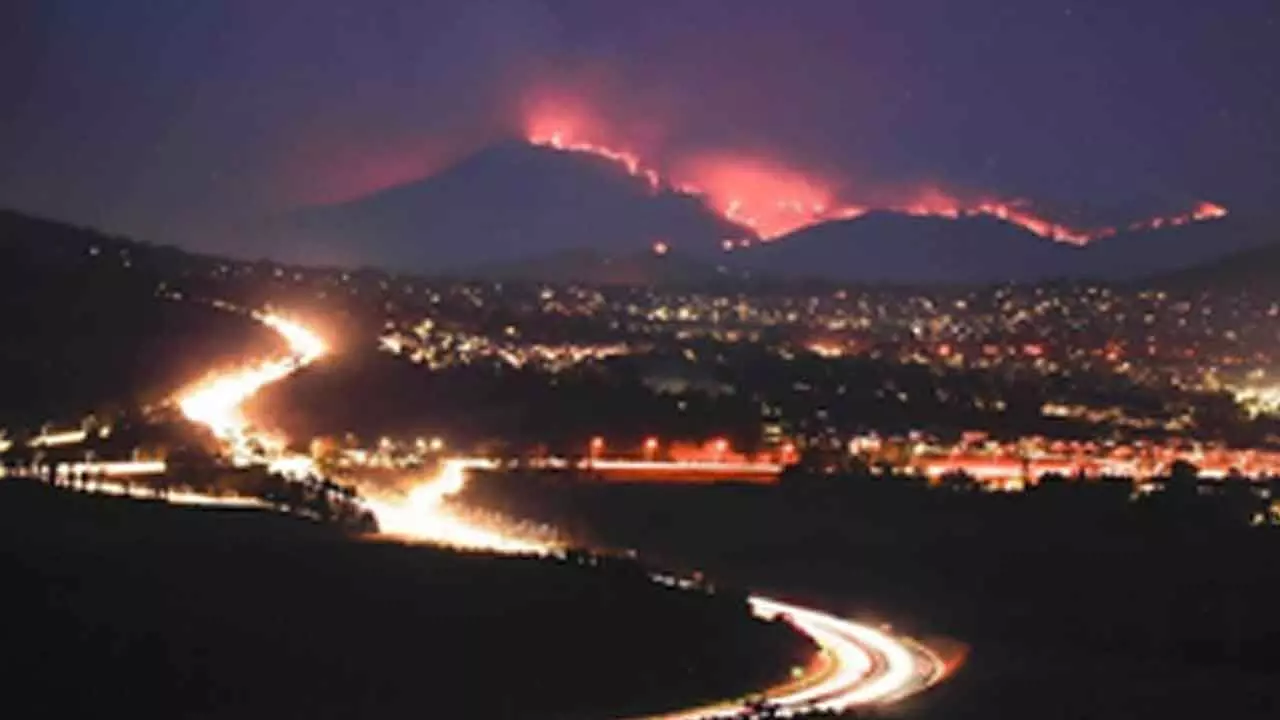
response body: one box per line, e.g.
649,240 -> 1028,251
631,584 -> 944,718
177,309 -> 951,718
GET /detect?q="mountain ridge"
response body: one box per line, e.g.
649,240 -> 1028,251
1,206 -> 1272,292
259,140 -> 744,270
256,139 -> 1250,284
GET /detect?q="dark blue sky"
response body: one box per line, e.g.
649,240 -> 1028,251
1,0 -> 1276,252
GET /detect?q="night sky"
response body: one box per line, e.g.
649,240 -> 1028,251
1,0 -> 1277,255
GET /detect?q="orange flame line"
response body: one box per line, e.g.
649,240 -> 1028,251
526,128 -> 1227,249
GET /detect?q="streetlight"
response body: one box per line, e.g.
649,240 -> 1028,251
643,437 -> 659,461
588,436 -> 605,472
712,437 -> 729,462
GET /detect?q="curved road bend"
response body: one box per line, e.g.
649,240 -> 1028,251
632,595 -> 945,719
172,311 -> 950,719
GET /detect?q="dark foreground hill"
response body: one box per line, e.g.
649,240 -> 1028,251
0,211 -> 283,428
461,475 -> 1280,720
0,482 -> 811,719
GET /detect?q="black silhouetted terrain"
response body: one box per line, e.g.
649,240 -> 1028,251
0,211 -> 280,427
0,481 -> 811,719
262,141 -> 745,269
1151,238 -> 1280,291
460,473 -> 1280,719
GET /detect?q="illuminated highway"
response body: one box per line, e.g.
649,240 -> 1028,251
377,459 -> 949,718
46,308 -> 951,718
737,597 -> 942,716
178,310 -> 327,469
627,589 -> 945,719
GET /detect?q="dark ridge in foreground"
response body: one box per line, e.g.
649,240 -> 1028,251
0,210 -> 282,427
459,473 -> 1280,720
0,481 -> 811,719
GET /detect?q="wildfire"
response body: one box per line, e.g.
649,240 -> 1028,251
529,130 -> 661,191
525,121 -> 1228,249
678,154 -> 868,240
1128,201 -> 1229,231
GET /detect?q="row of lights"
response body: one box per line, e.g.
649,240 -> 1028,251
585,436 -> 797,462
589,436 -> 728,454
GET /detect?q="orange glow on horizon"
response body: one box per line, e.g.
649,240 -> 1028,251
527,127 -> 660,191
679,154 -> 870,240
523,113 -> 1228,249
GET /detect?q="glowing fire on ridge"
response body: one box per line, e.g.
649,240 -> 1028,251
677,154 -> 869,241
525,123 -> 1228,249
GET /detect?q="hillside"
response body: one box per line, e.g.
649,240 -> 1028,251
263,141 -> 745,270
732,211 -> 1075,285
1147,239 -> 1280,290
460,475 -> 1280,720
228,135 -> 1249,285
729,211 -> 1261,286
0,211 -> 281,428
1076,216 -> 1269,282
0,481 -> 812,719
458,246 -> 745,286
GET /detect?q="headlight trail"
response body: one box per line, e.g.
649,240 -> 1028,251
164,307 -> 951,717
747,597 -> 930,713
360,458 -> 559,555
642,596 -> 942,719
375,460 -> 949,718
177,310 -> 327,470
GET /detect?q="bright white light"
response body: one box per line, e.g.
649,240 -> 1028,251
29,429 -> 88,448
381,459 -> 942,719
363,459 -> 552,555
177,311 -> 326,468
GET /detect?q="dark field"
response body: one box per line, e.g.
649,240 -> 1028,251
461,474 -> 1280,719
0,481 -> 811,719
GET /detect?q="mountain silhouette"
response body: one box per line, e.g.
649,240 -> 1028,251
1069,216 -> 1266,281
729,211 -> 1076,285
1147,237 -> 1280,290
262,140 -> 744,271
2,205 -> 1271,293
251,139 -> 1258,285
727,212 -> 1263,285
